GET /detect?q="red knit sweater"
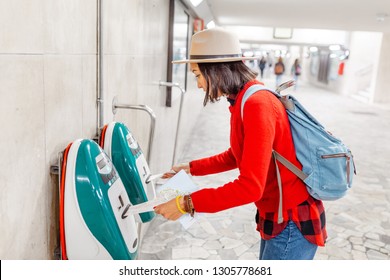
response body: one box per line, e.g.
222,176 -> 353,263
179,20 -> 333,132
190,80 -> 309,216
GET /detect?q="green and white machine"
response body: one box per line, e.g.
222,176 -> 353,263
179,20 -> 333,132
100,122 -> 156,223
59,139 -> 138,260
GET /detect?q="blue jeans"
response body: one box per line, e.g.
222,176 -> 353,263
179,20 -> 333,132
259,220 -> 318,260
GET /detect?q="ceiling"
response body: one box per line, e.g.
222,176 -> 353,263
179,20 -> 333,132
187,0 -> 390,34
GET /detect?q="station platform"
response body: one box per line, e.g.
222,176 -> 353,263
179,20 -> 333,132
138,77 -> 390,260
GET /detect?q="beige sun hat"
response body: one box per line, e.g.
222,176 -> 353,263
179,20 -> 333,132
172,27 -> 259,64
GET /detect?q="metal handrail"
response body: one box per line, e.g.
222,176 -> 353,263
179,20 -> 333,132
355,64 -> 374,77
159,81 -> 186,166
112,96 -> 156,163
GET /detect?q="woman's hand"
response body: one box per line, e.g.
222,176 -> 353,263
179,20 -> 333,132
161,163 -> 190,179
154,196 -> 185,221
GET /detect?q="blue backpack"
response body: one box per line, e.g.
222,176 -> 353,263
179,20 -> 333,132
241,81 -> 356,206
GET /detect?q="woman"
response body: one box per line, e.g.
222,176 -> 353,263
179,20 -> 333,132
154,28 -> 327,260
274,57 -> 285,87
291,58 -> 302,90
258,56 -> 267,78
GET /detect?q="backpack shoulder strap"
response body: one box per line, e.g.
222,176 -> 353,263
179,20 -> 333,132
241,84 -> 279,120
241,84 -> 308,180
273,151 -> 308,180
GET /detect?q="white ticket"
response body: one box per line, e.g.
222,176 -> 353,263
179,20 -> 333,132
127,170 -> 200,229
126,194 -> 174,215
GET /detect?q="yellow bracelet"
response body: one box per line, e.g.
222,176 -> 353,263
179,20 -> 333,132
175,195 -> 187,214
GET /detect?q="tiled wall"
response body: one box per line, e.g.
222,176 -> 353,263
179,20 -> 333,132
0,0 -> 202,259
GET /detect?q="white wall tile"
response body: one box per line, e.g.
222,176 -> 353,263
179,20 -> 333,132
44,55 -> 85,165
0,55 -> 47,258
0,0 -> 44,53
44,0 -> 96,54
81,55 -> 98,138
104,0 -> 142,54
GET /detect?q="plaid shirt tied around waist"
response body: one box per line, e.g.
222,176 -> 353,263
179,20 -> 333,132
256,196 -> 327,246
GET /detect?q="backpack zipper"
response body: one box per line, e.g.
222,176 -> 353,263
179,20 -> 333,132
321,153 -> 351,183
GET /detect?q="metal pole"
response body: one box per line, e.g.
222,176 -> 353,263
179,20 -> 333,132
96,0 -> 104,137
159,81 -> 186,166
112,98 -> 156,164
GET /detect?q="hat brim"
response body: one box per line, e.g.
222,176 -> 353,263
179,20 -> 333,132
172,56 -> 261,64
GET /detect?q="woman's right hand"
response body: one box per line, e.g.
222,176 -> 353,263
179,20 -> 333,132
161,163 -> 190,179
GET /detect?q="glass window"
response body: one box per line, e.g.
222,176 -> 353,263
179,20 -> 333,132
166,0 -> 190,106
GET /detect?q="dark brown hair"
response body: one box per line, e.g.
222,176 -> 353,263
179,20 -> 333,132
198,61 -> 258,106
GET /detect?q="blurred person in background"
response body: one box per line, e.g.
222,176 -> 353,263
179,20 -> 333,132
291,58 -> 302,90
258,56 -> 267,79
274,57 -> 285,87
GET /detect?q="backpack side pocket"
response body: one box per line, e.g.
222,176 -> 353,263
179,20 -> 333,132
315,145 -> 352,200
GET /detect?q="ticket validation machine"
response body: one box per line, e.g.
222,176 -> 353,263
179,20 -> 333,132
59,139 -> 138,260
100,122 -> 156,223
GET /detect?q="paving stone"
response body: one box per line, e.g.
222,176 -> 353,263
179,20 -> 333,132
220,237 -> 244,249
365,232 -> 380,240
379,234 -> 390,244
207,254 -> 222,260
326,246 -> 352,260
156,249 -> 173,260
234,244 -> 249,256
218,248 -> 238,260
219,219 -> 233,229
364,240 -> 381,251
172,246 -> 191,259
203,240 -> 222,250
328,237 -> 350,248
140,243 -> 166,254
244,223 -> 258,235
344,229 -> 364,238
199,220 -> 218,235
351,250 -> 368,260
349,236 -> 363,246
365,239 -> 386,248
329,224 -> 347,234
366,249 -> 389,260
238,252 -> 257,260
379,247 -> 390,256
191,246 -> 210,259
183,236 -> 206,247
352,244 -> 366,252
218,227 -> 239,239
248,241 -> 260,252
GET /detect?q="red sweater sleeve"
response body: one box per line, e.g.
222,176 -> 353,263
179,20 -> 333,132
190,148 -> 237,176
190,90 -> 277,213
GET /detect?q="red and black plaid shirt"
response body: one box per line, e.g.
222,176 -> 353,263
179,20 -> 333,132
256,196 -> 327,246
